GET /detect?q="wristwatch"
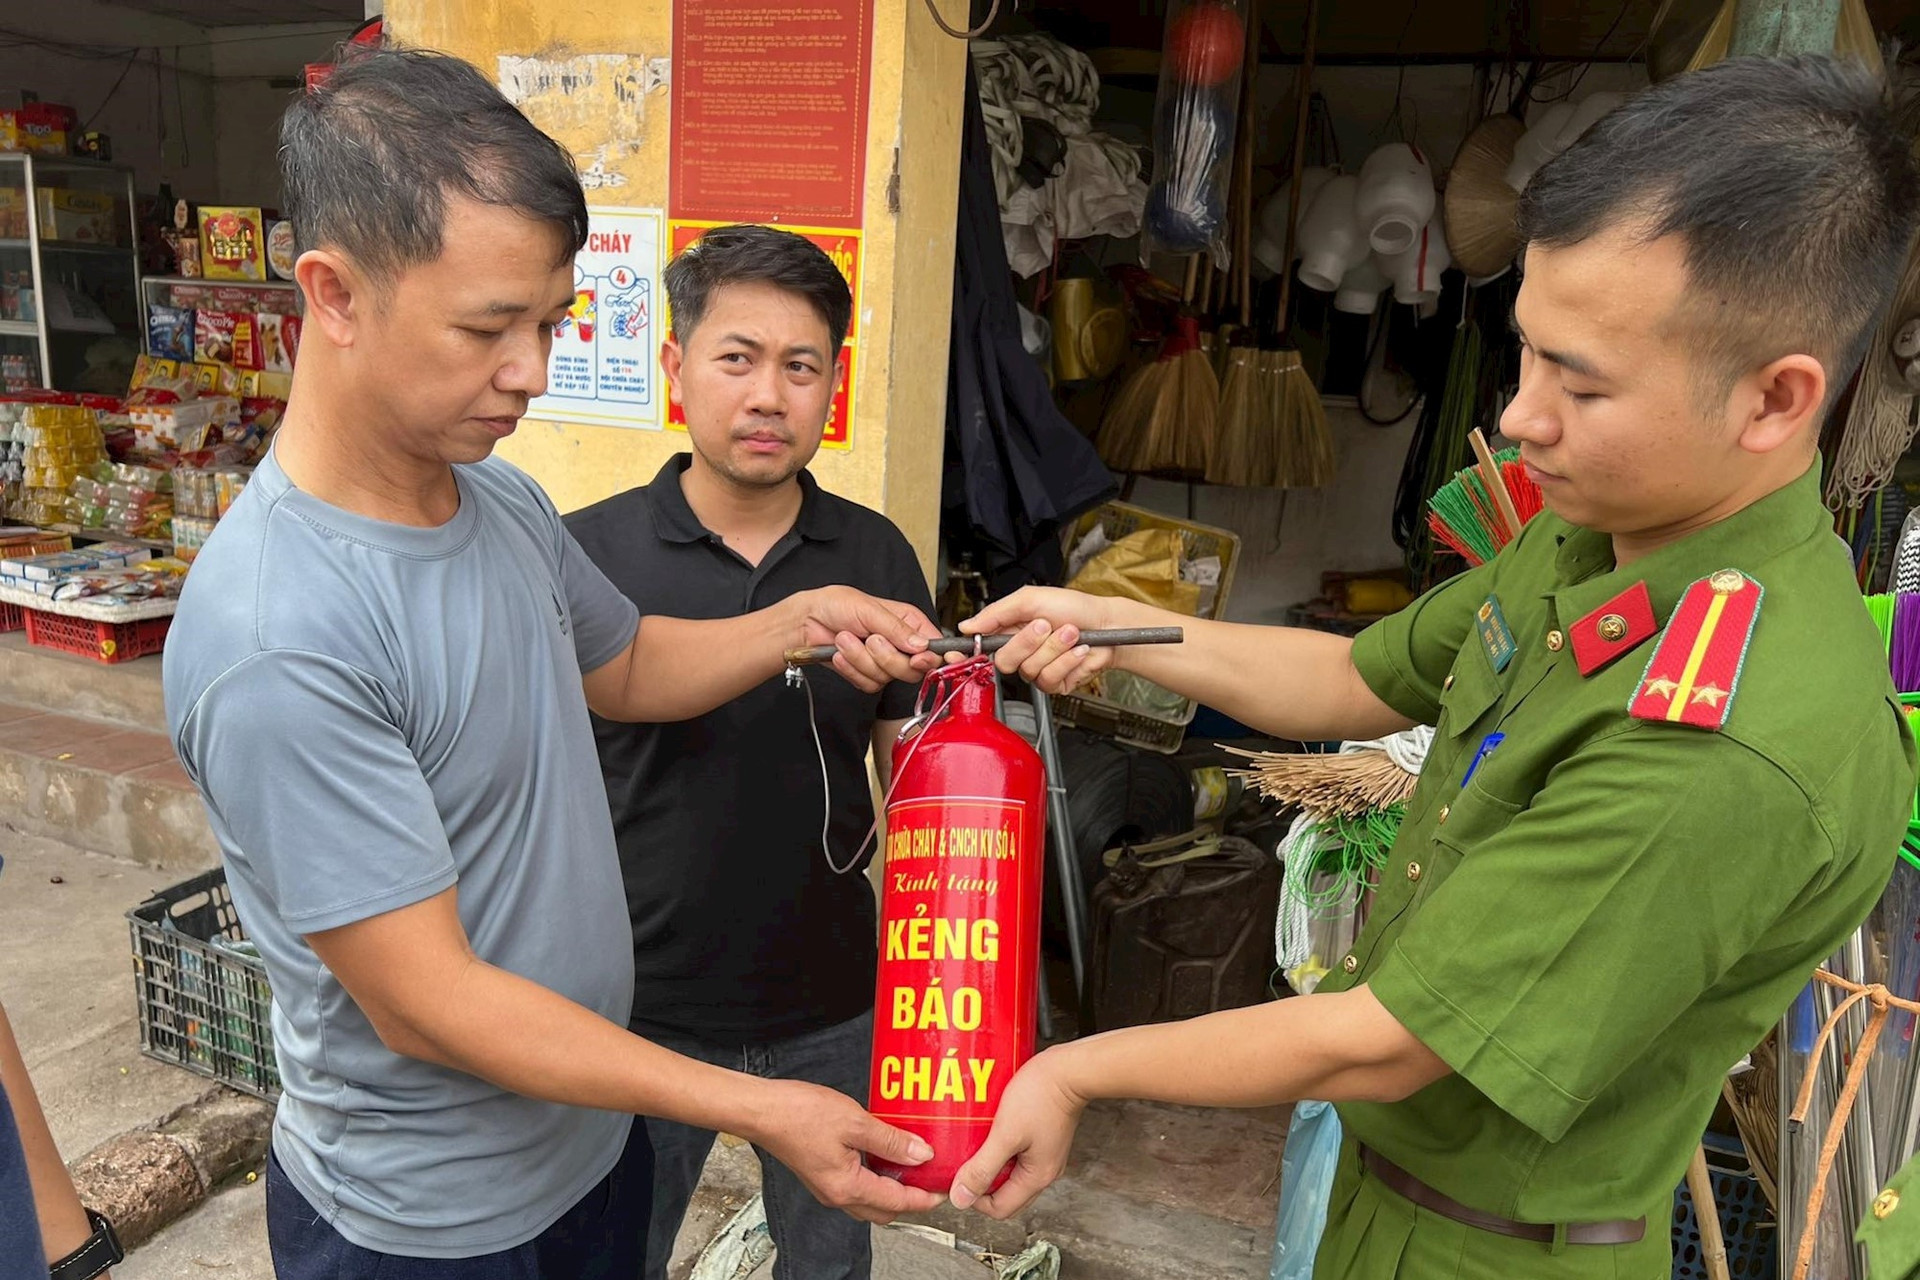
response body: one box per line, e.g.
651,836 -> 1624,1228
48,1209 -> 124,1280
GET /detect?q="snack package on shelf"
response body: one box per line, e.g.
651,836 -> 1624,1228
35,188 -> 119,245
129,397 -> 237,456
256,313 -> 300,372
0,541 -> 152,588
231,315 -> 264,370
148,304 -> 196,362
9,404 -> 105,528
172,515 -> 216,562
198,207 -> 268,282
194,310 -> 237,365
46,558 -> 188,606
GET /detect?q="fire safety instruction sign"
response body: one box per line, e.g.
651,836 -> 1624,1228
531,206 -> 666,431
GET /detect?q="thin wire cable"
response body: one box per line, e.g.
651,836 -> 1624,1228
78,46 -> 144,134
792,658 -> 980,875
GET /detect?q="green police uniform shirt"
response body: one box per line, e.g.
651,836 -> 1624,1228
1316,462 -> 1915,1272
1860,1148 -> 1920,1278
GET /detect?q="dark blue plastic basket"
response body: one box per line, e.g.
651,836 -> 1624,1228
1671,1133 -> 1775,1280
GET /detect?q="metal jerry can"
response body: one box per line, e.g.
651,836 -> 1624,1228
868,658 -> 1047,1192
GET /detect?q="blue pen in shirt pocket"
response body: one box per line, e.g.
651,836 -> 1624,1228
1462,732 -> 1505,788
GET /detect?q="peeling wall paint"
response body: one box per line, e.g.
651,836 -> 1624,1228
497,53 -> 660,190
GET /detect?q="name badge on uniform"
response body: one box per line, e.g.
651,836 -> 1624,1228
1476,595 -> 1517,673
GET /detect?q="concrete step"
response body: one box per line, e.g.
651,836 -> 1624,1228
0,699 -> 216,872
0,632 -> 168,734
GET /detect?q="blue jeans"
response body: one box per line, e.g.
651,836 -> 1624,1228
265,1122 -> 652,1279
640,1010 -> 874,1280
0,1077 -> 46,1280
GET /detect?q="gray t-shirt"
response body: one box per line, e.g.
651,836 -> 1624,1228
164,448 -> 641,1258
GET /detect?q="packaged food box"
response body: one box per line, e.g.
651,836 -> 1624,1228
148,304 -> 195,362
0,104 -> 76,156
194,310 -> 237,365
230,315 -> 264,370
1,543 -> 151,582
129,398 -> 235,453
257,313 -> 299,373
198,207 -> 267,282
34,188 -> 119,245
0,189 -> 25,239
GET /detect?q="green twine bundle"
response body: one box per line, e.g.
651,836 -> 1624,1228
1293,805 -> 1407,912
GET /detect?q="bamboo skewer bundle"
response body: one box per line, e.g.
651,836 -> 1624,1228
1223,744 -> 1420,817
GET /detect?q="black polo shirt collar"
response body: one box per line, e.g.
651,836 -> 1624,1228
645,453 -> 847,546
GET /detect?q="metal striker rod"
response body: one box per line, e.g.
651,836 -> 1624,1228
782,626 -> 1186,668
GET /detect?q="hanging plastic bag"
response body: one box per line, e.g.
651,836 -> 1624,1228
1271,1100 -> 1342,1280
1141,0 -> 1249,262
1684,0 -> 1885,78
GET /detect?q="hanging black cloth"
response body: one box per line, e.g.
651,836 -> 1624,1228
941,60 -> 1116,597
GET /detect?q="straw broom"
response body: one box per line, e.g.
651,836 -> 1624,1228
1208,0 -> 1266,486
1261,0 -> 1334,489
1095,256 -> 1196,472
1098,256 -> 1219,476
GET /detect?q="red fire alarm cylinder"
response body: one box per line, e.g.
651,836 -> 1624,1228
867,658 -> 1046,1193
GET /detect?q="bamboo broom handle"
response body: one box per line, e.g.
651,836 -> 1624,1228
1686,1145 -> 1732,1280
1275,0 -> 1321,334
1470,427 -> 1525,542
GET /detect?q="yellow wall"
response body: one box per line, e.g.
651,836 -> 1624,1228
384,0 -> 968,576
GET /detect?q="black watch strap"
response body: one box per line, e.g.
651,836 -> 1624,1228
48,1208 -> 124,1280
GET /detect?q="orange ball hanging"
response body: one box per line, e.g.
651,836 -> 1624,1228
1167,3 -> 1246,87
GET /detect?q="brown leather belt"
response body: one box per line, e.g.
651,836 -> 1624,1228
1358,1145 -> 1647,1246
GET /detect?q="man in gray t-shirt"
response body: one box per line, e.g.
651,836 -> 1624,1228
164,51 -> 945,1276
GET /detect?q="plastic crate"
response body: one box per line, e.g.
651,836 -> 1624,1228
1053,501 -> 1241,753
0,599 -> 21,633
1671,1132 -> 1775,1280
24,608 -> 170,663
127,868 -> 280,1100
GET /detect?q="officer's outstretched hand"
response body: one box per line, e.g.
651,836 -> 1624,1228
753,1079 -> 946,1222
949,1047 -> 1087,1219
960,586 -> 1129,695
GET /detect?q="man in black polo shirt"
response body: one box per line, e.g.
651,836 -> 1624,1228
566,225 -> 929,1280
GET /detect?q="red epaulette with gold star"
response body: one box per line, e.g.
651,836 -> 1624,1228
1627,569 -> 1762,731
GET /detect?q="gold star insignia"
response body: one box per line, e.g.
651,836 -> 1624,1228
1691,685 -> 1728,708
1642,677 -> 1679,700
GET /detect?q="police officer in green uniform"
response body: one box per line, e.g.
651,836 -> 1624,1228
1861,1152 -> 1920,1278
925,56 -> 1920,1279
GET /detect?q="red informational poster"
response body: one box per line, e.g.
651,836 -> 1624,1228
667,220 -> 862,449
670,0 -> 872,227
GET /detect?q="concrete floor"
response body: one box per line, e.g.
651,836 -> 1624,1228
0,829 -> 213,1156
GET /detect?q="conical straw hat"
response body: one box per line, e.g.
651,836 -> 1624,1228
1443,113 -> 1527,279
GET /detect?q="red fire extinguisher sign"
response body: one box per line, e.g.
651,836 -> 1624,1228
869,660 -> 1045,1192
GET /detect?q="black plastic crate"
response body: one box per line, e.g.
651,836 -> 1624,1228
127,868 -> 280,1100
